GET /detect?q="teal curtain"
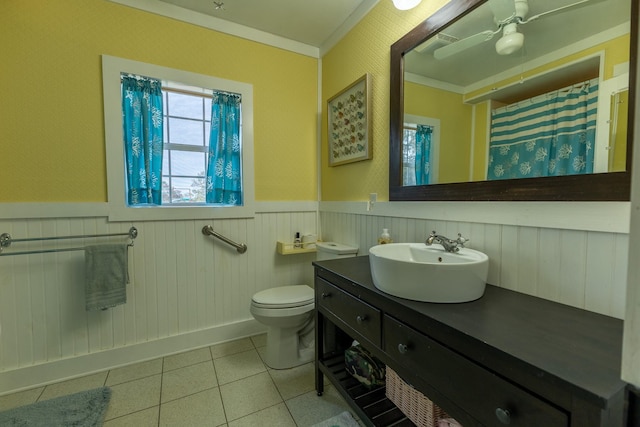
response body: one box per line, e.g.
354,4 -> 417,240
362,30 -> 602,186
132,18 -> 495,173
206,91 -> 242,205
121,75 -> 164,205
415,125 -> 432,185
488,78 -> 597,180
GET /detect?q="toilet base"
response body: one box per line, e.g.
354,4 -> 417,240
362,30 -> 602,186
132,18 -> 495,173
264,325 -> 315,369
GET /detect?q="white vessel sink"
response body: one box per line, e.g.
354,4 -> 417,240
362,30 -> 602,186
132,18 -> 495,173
369,243 -> 489,303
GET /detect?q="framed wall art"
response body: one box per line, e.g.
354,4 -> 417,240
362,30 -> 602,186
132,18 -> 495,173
327,73 -> 372,166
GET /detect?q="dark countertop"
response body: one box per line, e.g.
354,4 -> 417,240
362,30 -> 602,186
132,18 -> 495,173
314,255 -> 627,410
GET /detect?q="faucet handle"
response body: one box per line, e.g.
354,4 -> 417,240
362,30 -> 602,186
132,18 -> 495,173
425,231 -> 438,246
456,233 -> 468,248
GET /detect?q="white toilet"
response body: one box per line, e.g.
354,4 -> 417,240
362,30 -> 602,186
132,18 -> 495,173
250,241 -> 358,369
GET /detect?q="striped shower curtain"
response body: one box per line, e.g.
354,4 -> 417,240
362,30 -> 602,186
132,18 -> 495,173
487,78 -> 598,180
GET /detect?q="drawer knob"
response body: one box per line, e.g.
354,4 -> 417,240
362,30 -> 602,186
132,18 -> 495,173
495,408 -> 511,425
356,315 -> 367,324
398,343 -> 408,354
321,292 -> 331,299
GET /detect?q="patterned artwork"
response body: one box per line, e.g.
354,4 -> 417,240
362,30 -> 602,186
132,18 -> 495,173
328,74 -> 372,166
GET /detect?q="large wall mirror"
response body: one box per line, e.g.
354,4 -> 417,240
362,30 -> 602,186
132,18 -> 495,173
390,0 -> 636,201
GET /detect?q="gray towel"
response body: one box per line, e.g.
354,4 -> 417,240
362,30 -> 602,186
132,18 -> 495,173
85,244 -> 129,311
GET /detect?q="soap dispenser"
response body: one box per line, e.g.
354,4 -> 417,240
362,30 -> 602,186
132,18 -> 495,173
378,229 -> 392,244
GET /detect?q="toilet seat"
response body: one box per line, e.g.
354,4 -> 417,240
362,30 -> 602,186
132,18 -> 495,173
251,285 -> 314,309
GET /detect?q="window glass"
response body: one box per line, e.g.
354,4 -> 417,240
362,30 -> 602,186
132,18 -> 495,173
168,150 -> 206,176
167,117 -> 205,146
163,176 -> 205,203
167,91 -> 205,120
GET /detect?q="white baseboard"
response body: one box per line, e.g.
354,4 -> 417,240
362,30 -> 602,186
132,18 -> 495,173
0,319 -> 265,396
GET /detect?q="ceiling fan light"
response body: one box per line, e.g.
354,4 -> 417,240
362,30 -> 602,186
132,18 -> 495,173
392,0 -> 422,10
495,23 -> 524,55
514,0 -> 530,19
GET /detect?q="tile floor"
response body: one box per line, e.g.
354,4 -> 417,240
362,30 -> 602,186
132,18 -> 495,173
0,334 -> 356,426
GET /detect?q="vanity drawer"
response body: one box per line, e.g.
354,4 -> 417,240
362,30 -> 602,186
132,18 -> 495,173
384,315 -> 568,427
316,278 -> 381,346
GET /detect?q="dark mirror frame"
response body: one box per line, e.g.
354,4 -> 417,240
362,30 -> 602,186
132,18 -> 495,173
389,0 -> 638,201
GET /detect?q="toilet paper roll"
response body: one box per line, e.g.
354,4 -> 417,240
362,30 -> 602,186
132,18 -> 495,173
302,234 -> 317,249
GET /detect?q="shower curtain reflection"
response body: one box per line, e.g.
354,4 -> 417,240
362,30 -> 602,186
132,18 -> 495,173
487,78 -> 598,180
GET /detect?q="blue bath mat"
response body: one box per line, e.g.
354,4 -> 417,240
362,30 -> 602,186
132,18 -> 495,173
0,386 -> 111,426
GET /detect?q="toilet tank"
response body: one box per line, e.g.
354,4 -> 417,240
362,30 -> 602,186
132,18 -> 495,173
316,242 -> 358,261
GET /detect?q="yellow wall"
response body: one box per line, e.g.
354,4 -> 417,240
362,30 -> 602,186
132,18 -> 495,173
465,35 -> 630,101
404,82 -> 472,183
471,101 -> 490,181
611,90 -> 629,171
0,0 -> 318,202
321,0 -> 449,201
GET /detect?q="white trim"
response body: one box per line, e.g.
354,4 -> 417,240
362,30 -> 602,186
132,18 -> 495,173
102,55 -> 256,222
317,59 -> 324,239
1,200 -> 629,233
622,19 -> 640,385
319,0 -> 381,56
0,319 -> 264,396
107,0 -> 319,58
0,201 -> 318,219
106,0 -> 381,58
320,201 -> 630,233
595,72 -> 630,173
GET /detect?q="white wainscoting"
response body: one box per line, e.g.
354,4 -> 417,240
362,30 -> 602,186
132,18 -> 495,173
0,207 -> 318,394
320,210 -> 629,320
0,201 -> 629,394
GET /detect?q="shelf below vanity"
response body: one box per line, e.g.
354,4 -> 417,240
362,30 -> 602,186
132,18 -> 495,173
314,255 -> 629,427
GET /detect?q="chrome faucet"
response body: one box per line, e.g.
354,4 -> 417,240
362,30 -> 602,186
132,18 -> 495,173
425,231 -> 468,253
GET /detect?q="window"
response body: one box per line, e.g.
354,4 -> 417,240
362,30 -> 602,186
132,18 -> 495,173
163,86 -> 211,204
102,55 -> 254,221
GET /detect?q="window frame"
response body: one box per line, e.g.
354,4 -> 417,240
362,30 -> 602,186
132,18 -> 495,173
102,55 -> 255,221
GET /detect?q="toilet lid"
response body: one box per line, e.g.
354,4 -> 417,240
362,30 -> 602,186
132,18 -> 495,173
252,285 -> 314,308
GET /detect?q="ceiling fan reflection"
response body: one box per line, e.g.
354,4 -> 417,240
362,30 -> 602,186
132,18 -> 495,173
433,0 -> 594,59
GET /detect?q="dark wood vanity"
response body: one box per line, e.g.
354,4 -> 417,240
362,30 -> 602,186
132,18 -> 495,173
314,256 -> 629,427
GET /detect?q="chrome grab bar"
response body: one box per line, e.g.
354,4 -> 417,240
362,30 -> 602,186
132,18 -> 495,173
0,227 -> 138,256
202,225 -> 247,254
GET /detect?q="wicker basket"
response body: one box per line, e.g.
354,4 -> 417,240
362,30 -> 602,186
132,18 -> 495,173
385,367 -> 452,427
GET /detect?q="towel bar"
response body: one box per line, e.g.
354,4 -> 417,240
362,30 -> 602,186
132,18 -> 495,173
0,227 -> 138,256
